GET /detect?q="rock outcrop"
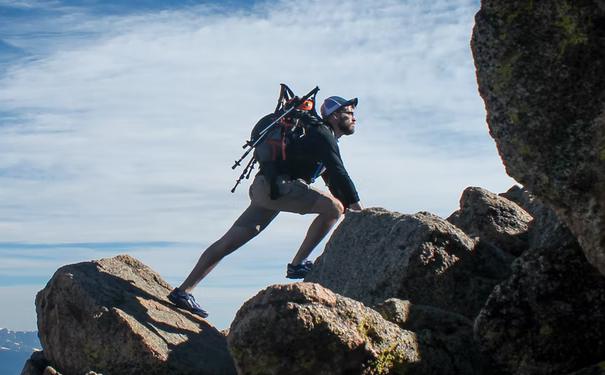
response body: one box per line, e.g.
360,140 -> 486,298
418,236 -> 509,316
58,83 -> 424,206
471,0 -> 605,276
447,186 -> 532,256
305,208 -> 514,319
25,187 -> 605,374
35,255 -> 236,375
227,283 -> 485,375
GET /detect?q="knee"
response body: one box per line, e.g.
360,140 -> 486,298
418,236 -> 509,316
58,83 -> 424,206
327,198 -> 345,219
312,195 -> 345,219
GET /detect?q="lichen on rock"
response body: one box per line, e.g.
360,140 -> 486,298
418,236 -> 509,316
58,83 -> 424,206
472,0 -> 605,277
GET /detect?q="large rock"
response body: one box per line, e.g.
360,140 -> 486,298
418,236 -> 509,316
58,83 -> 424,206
36,255 -> 236,375
472,0 -> 605,276
305,208 -> 513,319
447,186 -> 533,256
227,283 -> 484,375
475,242 -> 605,375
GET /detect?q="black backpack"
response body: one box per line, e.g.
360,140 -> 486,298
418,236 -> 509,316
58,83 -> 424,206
231,84 -> 321,199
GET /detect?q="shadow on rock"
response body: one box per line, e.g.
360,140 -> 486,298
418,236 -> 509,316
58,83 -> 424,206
475,242 -> 605,375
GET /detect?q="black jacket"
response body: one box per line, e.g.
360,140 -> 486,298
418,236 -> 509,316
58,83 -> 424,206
285,120 -> 360,207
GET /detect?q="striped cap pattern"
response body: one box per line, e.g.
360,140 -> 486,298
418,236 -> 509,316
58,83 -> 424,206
320,96 -> 358,118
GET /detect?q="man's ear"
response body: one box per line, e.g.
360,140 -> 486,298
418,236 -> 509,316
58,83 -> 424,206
330,112 -> 339,123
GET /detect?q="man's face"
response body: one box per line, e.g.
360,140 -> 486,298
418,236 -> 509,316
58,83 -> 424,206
336,105 -> 356,135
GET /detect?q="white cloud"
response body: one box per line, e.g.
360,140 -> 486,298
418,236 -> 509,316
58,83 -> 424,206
0,0 -> 515,331
0,0 -> 56,8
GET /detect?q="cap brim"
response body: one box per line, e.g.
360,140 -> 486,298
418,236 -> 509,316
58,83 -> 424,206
342,98 -> 358,108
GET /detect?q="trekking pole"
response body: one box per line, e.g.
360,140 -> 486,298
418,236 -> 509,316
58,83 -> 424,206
231,157 -> 256,193
245,159 -> 256,179
231,86 -> 319,170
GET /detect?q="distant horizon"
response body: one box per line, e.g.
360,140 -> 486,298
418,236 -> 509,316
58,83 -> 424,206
0,327 -> 37,333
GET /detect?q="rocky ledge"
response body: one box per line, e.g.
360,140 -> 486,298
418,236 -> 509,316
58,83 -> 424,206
21,184 -> 605,375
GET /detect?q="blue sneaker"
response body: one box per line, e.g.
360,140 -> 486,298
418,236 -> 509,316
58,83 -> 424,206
286,260 -> 313,279
168,288 -> 208,318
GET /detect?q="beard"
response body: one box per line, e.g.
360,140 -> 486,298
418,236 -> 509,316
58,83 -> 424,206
338,120 -> 355,135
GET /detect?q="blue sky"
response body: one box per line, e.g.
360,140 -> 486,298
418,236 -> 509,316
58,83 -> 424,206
0,0 -> 515,331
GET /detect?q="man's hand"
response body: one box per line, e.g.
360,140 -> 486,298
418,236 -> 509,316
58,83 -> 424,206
348,202 -> 364,211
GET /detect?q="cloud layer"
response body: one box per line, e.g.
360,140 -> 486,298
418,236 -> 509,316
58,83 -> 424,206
0,0 -> 515,330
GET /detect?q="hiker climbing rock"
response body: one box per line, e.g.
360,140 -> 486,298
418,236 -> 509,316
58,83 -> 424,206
168,85 -> 363,317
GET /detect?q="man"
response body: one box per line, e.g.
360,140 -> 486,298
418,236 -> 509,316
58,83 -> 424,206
168,95 -> 364,317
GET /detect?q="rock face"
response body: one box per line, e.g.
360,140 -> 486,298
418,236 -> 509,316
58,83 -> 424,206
475,241 -> 605,375
447,186 -> 533,256
36,255 -> 236,375
471,0 -> 605,276
227,283 -> 484,375
305,208 -> 513,319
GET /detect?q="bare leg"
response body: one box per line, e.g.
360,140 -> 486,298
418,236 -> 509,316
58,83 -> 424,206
291,193 -> 344,265
179,225 -> 259,294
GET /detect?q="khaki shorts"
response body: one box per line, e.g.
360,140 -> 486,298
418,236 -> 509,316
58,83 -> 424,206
233,175 -> 322,231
